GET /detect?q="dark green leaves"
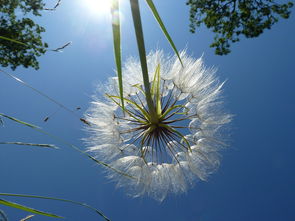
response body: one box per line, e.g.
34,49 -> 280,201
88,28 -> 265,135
0,0 -> 48,69
187,0 -> 293,55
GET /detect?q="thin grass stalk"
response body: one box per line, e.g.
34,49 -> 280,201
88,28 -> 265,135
129,0 -> 157,122
0,142 -> 58,149
0,113 -> 134,180
111,0 -> 125,109
0,36 -> 27,46
0,199 -> 62,218
0,193 -> 110,221
145,0 -> 183,66
20,215 -> 35,221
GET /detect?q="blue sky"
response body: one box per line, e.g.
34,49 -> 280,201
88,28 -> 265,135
1,0 -> 295,220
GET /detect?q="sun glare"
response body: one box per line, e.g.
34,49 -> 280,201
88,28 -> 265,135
83,0 -> 111,17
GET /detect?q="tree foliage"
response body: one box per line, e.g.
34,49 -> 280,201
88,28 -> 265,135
0,0 -> 48,70
186,0 -> 293,55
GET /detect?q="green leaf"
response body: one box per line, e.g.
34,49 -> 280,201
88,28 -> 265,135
111,0 -> 124,109
0,36 -> 27,46
0,193 -> 110,221
145,0 -> 183,66
0,142 -> 58,149
0,198 -> 62,218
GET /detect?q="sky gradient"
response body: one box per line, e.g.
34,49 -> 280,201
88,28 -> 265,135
1,0 -> 295,220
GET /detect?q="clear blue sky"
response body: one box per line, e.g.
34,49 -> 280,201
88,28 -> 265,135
1,0 -> 295,220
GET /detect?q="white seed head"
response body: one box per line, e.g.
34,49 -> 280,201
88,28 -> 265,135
84,50 -> 231,201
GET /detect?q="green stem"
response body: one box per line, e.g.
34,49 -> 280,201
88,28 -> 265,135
0,193 -> 110,221
129,0 -> 157,123
111,0 -> 124,109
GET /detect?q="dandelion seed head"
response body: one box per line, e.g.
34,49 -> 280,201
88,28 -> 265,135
84,50 -> 231,201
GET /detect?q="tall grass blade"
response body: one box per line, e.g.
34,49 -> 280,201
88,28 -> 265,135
0,69 -> 83,123
0,142 -> 58,149
0,193 -> 110,221
111,0 -> 124,109
0,113 -> 134,179
130,0 -> 155,117
145,0 -> 183,66
0,199 -> 62,218
0,36 -> 27,46
155,64 -> 161,115
0,113 -> 39,129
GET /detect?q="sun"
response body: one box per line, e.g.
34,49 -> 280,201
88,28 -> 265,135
83,0 -> 111,17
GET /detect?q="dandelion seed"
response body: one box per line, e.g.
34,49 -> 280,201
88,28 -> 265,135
84,50 -> 231,201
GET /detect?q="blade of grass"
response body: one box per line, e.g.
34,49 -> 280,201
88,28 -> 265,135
20,215 -> 35,221
0,199 -> 62,218
0,113 -> 134,180
145,0 -> 183,66
111,0 -> 124,109
0,36 -> 27,46
0,193 -> 110,221
0,69 -> 82,123
0,36 -> 69,54
155,64 -> 161,115
0,142 -> 58,149
130,0 -> 156,122
44,0 -> 61,11
0,113 -> 39,129
150,65 -> 157,100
